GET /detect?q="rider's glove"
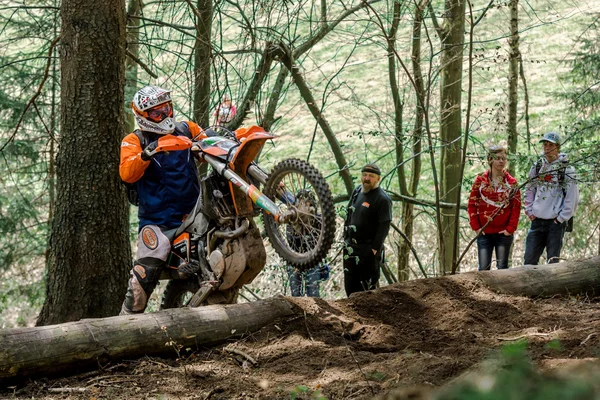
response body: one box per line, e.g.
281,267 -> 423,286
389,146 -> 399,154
141,140 -> 159,161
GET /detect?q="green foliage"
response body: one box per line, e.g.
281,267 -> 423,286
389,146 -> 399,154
544,339 -> 563,352
562,19 -> 600,114
366,370 -> 387,382
0,1 -> 59,275
0,266 -> 45,328
438,341 -> 595,400
557,18 -> 600,201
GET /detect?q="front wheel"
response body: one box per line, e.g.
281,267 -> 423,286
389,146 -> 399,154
160,279 -> 199,309
262,158 -> 336,270
160,279 -> 240,309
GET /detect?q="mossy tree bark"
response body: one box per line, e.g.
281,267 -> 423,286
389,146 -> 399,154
386,1 -> 407,280
228,44 -> 276,130
261,65 -> 289,132
37,0 -> 130,325
388,0 -> 406,199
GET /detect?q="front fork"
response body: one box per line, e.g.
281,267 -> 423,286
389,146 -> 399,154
203,154 -> 296,223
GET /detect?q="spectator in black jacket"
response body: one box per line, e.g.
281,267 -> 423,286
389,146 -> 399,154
343,163 -> 392,296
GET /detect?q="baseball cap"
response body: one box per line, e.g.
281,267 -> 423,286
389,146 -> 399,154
539,132 -> 561,144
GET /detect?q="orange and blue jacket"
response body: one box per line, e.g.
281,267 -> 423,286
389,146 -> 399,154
120,121 -> 205,230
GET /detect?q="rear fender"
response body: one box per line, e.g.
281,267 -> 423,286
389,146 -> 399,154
234,125 -> 272,140
229,132 -> 272,170
228,129 -> 274,216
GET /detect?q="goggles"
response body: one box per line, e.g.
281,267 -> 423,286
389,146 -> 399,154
145,102 -> 173,123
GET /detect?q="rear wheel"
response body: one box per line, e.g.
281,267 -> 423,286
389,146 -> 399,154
262,158 -> 336,271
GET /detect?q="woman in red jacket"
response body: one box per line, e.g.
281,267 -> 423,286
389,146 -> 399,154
468,145 -> 521,270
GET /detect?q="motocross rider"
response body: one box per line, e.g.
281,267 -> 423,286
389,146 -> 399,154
119,85 -> 207,315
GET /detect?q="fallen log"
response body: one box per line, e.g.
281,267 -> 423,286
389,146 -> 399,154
0,297 -> 296,383
467,256 -> 600,297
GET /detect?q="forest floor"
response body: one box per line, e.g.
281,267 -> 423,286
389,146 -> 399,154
4,274 -> 600,400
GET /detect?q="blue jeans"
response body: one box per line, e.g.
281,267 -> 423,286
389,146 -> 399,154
524,218 -> 566,265
287,266 -> 320,297
477,233 -> 514,270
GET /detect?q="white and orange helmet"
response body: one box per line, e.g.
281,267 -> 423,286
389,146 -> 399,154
131,86 -> 176,134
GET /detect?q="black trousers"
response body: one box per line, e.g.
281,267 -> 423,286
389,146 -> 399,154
343,244 -> 381,297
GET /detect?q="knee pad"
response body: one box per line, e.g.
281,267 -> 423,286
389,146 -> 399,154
131,262 -> 163,294
122,263 -> 163,313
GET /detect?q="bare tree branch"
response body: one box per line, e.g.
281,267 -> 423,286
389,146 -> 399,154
126,49 -> 158,78
227,43 -> 277,129
277,42 -> 354,195
293,0 -> 382,57
128,15 -> 195,36
473,0 -> 495,27
427,1 -> 443,39
391,222 -> 428,278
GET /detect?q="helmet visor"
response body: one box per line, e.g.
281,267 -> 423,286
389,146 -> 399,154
146,102 -> 174,123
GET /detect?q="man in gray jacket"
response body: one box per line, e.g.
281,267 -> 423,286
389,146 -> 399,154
524,132 -> 579,265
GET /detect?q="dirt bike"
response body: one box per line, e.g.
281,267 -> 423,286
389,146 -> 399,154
150,125 -> 336,308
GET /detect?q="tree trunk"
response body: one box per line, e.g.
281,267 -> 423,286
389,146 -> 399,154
46,38 -> 58,265
388,0 -> 406,198
439,0 -> 466,275
519,58 -> 532,154
193,0 -> 212,127
262,65 -> 289,132
125,0 -> 143,134
398,203 -> 414,281
398,0 -> 427,281
1,298 -> 296,382
37,0 -> 130,325
387,0 -> 407,281
507,0 -> 519,176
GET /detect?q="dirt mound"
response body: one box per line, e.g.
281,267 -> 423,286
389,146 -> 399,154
5,275 -> 600,399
